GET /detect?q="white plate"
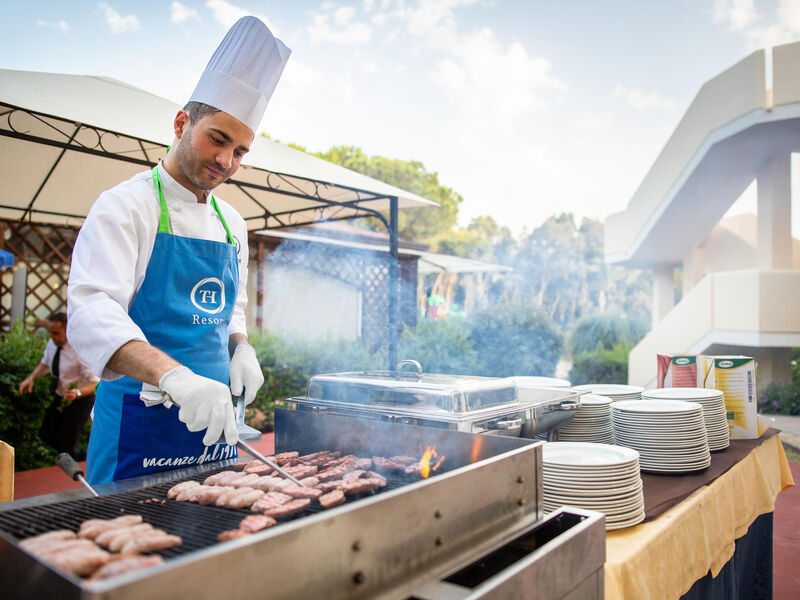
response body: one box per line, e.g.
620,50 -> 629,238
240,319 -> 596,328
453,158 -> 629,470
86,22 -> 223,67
643,388 -> 723,401
612,419 -> 704,430
544,480 -> 643,498
573,384 -> 645,395
542,442 -> 639,466
606,512 -> 646,530
612,399 -> 704,413
641,463 -> 710,474
543,464 -> 641,479
578,394 -> 613,406
545,485 -> 643,503
543,466 -> 641,481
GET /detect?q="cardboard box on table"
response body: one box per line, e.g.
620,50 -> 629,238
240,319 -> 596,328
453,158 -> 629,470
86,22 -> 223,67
657,354 -> 700,388
699,356 -> 758,439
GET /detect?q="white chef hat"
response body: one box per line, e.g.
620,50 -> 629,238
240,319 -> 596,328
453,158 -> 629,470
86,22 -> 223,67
189,16 -> 291,132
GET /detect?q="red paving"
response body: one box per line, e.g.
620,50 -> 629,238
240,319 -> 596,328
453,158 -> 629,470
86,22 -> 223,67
774,461 -> 800,600
6,439 -> 799,597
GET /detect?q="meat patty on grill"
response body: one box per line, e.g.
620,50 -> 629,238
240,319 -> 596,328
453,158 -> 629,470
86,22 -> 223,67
319,489 -> 346,509
260,498 -> 311,520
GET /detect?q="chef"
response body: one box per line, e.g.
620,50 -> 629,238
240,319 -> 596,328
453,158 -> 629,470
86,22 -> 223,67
66,17 -> 291,485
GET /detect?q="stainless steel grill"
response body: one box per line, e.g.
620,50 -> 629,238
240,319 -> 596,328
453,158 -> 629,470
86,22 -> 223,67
0,409 -> 604,600
0,468 -> 418,557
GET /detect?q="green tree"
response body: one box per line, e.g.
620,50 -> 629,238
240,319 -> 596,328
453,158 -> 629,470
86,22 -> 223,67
314,146 -> 462,243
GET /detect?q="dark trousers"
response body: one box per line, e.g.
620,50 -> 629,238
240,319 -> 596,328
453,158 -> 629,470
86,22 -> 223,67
39,394 -> 95,458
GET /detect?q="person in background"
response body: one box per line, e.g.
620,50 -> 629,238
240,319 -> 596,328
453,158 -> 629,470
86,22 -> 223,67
66,17 -> 289,484
18,312 -> 98,460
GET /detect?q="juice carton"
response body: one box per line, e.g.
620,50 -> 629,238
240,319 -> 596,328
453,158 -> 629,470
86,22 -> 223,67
656,354 -> 699,388
700,356 -> 758,439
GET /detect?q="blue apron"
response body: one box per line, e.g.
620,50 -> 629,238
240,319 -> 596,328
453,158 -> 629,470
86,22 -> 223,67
86,167 -> 239,485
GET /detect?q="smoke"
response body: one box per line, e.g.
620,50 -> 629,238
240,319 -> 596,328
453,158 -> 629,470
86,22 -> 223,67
258,229 -> 402,353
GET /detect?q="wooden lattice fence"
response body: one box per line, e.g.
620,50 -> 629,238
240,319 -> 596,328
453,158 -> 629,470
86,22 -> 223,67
0,219 -> 79,329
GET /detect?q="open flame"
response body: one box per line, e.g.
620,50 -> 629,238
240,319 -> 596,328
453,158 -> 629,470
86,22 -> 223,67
470,436 -> 483,464
419,445 -> 445,478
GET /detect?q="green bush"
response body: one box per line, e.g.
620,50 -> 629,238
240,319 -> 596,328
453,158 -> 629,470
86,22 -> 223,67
758,380 -> 800,416
398,317 -> 477,375
569,344 -> 632,385
569,313 -> 648,355
467,306 -> 563,377
0,322 -> 58,471
248,331 -> 382,427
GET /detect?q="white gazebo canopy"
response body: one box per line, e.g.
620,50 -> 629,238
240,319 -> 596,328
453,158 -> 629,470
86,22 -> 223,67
0,69 -> 437,230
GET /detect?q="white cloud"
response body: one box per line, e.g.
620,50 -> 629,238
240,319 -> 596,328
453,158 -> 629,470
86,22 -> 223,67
359,60 -> 379,73
308,5 -> 371,45
712,0 -> 758,32
613,84 -> 677,112
712,0 -> 800,50
571,111 -> 616,132
261,58 -> 319,133
205,0 -> 274,32
36,19 -> 70,34
334,6 -> 357,26
780,0 -> 800,31
171,2 -> 199,23
98,2 -> 140,34
391,2 -> 564,138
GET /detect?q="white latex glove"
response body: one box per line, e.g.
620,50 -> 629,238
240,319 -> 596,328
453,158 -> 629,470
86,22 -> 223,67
159,366 -> 238,446
229,343 -> 264,406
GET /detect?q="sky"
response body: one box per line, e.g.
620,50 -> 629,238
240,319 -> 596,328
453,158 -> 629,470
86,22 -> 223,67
2,0 -> 800,235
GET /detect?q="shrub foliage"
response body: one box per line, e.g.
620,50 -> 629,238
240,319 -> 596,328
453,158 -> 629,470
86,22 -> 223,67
0,323 -> 58,471
569,312 -> 647,356
569,345 -> 632,385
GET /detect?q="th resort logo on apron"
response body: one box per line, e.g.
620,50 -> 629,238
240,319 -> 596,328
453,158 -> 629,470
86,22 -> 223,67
191,277 -> 226,324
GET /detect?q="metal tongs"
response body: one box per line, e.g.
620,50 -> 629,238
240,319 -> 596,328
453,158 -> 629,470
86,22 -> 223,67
56,453 -> 99,497
163,391 -> 307,487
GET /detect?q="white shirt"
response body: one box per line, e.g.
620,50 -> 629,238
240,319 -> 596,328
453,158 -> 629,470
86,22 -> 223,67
67,163 -> 249,380
41,340 -> 99,397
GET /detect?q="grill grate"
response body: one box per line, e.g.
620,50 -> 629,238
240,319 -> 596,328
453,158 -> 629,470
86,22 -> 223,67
0,466 -> 418,560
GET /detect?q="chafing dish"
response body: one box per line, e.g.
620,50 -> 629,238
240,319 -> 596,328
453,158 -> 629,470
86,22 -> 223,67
289,360 -> 580,438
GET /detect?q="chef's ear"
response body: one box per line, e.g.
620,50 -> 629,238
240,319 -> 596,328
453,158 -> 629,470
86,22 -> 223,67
173,110 -> 191,139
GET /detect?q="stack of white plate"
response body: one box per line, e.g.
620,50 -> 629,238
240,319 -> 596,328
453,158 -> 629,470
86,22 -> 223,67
611,400 -> 711,473
572,383 -> 644,402
542,442 -> 645,530
642,388 -> 729,451
557,394 -> 614,444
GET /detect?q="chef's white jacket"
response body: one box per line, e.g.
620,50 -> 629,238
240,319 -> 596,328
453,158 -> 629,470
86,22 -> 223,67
67,163 -> 249,381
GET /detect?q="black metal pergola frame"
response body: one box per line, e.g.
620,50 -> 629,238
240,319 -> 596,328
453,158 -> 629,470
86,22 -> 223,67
0,102 -> 402,366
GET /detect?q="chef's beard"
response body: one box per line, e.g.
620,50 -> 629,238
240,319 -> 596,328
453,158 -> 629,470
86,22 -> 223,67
173,127 -> 230,192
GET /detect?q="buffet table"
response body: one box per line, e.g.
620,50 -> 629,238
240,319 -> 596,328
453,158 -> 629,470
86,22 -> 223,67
604,430 -> 794,599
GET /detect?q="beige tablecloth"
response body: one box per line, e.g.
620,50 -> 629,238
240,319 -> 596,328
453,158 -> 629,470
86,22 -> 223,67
604,434 -> 794,600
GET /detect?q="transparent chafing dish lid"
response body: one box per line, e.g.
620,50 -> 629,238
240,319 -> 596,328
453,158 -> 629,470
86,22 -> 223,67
306,360 -> 517,414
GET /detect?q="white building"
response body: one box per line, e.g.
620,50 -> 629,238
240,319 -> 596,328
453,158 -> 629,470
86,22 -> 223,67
605,41 -> 800,389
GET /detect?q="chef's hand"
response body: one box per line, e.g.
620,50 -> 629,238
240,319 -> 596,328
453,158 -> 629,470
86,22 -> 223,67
229,344 -> 264,407
158,366 -> 238,446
